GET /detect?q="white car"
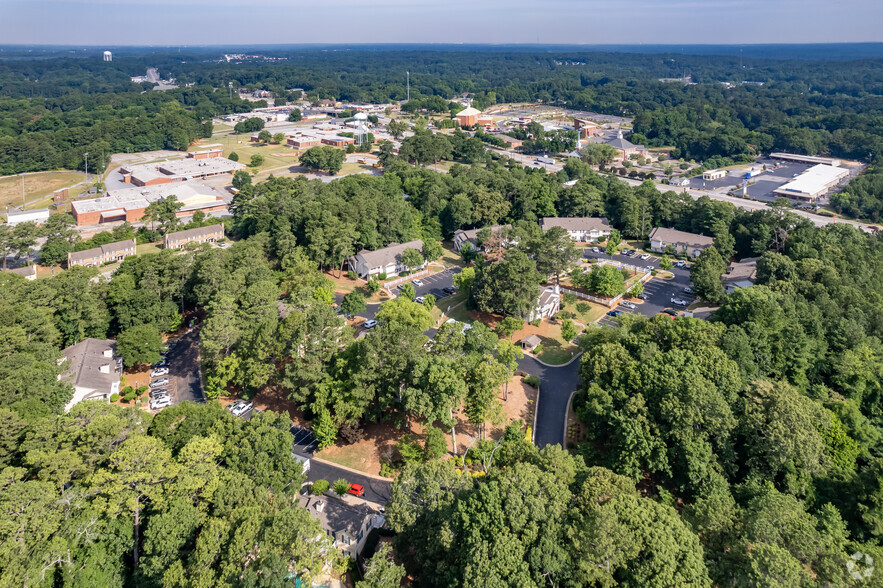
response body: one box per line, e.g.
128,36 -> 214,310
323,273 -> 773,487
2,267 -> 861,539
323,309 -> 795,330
591,247 -> 599,253
150,368 -> 169,377
683,287 -> 694,294
619,301 -> 636,309
230,401 -> 254,417
412,279 -> 424,287
415,296 -> 425,304
150,378 -> 169,387
640,254 -> 650,260
150,397 -> 172,410
671,297 -> 688,306
362,319 -> 378,329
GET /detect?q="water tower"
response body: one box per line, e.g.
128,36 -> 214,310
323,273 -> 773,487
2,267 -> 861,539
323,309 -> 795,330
354,112 -> 369,146
103,51 -> 113,62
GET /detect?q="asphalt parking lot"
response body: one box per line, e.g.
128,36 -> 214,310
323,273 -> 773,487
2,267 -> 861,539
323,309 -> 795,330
164,328 -> 205,406
583,249 -> 697,326
404,267 -> 462,300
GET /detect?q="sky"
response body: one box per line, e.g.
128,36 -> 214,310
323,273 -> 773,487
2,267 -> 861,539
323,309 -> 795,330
1,0 -> 881,46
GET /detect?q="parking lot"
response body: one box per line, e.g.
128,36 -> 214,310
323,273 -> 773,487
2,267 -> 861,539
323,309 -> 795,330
149,328 -> 205,411
405,266 -> 462,300
583,248 -> 697,326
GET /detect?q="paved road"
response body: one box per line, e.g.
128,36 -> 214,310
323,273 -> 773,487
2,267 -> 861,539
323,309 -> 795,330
519,355 -> 581,448
290,427 -> 392,504
168,328 -> 205,405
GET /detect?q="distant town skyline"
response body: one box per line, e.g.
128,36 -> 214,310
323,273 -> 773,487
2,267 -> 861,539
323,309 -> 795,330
3,0 -> 880,46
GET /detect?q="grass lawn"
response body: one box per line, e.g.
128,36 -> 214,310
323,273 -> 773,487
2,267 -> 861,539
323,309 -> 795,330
432,291 -> 468,323
0,171 -> 85,211
567,300 -> 608,325
191,134 -> 299,173
136,243 -> 162,255
538,344 -> 579,365
438,244 -> 465,268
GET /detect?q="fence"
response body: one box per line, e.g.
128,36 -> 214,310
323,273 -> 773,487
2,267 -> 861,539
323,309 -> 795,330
561,268 -> 652,308
383,268 -> 430,290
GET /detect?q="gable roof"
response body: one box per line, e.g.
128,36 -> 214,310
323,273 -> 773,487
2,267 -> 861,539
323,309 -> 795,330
453,225 -> 508,242
352,240 -> 423,269
540,217 -> 612,233
62,338 -> 120,391
297,495 -> 372,536
649,227 -> 714,248
164,223 -> 224,244
606,130 -> 644,151
68,239 -> 136,263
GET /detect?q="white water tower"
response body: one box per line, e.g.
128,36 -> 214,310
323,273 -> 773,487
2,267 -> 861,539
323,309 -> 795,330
354,112 -> 369,146
103,51 -> 113,62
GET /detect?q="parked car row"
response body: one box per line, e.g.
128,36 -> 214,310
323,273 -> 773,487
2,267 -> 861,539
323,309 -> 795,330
227,399 -> 254,417
149,346 -> 174,411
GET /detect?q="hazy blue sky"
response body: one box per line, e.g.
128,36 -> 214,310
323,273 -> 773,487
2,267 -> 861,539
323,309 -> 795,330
2,0 -> 880,46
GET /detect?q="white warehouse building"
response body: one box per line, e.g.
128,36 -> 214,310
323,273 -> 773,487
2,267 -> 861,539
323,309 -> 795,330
773,164 -> 850,203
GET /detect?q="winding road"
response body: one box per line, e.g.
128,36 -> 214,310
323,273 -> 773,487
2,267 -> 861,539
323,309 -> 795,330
518,355 -> 581,448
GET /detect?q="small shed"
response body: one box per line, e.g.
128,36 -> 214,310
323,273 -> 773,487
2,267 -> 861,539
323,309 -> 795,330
520,334 -> 542,351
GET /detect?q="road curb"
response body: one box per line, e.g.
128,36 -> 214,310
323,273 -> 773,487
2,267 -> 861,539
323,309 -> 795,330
525,351 -> 584,368
310,456 -> 394,483
563,389 -> 578,447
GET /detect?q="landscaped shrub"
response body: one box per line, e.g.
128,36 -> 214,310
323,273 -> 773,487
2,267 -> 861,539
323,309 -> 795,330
576,302 -> 590,314
110,393 -> 119,402
136,385 -> 148,396
347,270 -> 357,280
332,479 -> 350,496
377,273 -> 387,281
311,479 -> 329,495
123,390 -> 136,402
529,319 -> 541,327
532,344 -> 543,354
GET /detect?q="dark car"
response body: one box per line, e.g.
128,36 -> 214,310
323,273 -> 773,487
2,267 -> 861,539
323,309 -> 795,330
663,309 -> 678,317
443,287 -> 457,295
607,310 -> 622,317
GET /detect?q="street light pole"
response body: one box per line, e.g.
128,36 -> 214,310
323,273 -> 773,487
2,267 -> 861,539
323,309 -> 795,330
20,173 -> 25,208
84,152 -> 89,184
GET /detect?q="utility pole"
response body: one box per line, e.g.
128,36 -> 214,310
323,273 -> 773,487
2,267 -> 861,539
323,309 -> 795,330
406,71 -> 410,102
84,152 -> 89,184
228,81 -> 233,101
20,173 -> 25,208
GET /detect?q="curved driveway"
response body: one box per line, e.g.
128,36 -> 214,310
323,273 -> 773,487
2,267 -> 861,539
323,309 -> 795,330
517,355 -> 581,448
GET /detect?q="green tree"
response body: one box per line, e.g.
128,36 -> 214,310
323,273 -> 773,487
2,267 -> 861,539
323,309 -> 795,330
529,225 -> 580,284
399,282 -> 416,301
660,255 -> 673,270
232,170 -> 251,190
143,195 -> 183,234
423,426 -> 447,460
249,154 -> 265,168
272,132 -> 285,144
288,109 -> 302,122
228,151 -> 239,162
116,323 -> 163,367
400,248 -> 424,271
606,228 -> 622,256
333,478 -> 350,496
690,246 -> 727,303
257,130 -> 271,143
340,291 -> 366,317
422,239 -> 444,262
473,249 -> 542,319
561,318 -> 577,342
588,264 -> 626,297
357,542 -> 406,588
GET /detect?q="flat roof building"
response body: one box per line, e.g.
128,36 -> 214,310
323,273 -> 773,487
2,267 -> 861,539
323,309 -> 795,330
770,153 -> 842,167
773,164 -> 850,202
71,182 -> 226,226
5,208 -> 50,226
703,169 -> 727,181
497,135 -> 523,150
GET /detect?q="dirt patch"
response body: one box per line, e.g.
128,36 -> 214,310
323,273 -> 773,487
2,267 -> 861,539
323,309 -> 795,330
315,375 -> 535,476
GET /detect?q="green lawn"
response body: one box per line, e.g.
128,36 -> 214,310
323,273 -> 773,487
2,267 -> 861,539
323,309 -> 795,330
538,344 -> 579,365
432,291 -> 469,323
136,243 -> 162,255
0,171 -> 85,211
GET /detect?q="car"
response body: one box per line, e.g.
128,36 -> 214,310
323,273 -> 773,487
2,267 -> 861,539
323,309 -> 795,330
230,401 -> 254,417
637,293 -> 648,300
640,254 -> 651,260
619,301 -> 636,309
607,310 -> 622,317
591,247 -> 600,253
663,309 -> 679,317
621,249 -> 633,256
347,483 -> 365,497
227,400 -> 247,413
671,297 -> 688,306
443,286 -> 457,295
150,368 -> 169,377
415,296 -> 425,304
362,319 -> 378,329
149,397 -> 172,410
150,378 -> 169,387
150,388 -> 168,396
412,279 -> 424,287
683,287 -> 694,294
151,393 -> 171,402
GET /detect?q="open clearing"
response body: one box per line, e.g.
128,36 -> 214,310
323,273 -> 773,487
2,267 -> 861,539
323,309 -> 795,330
0,171 -> 85,211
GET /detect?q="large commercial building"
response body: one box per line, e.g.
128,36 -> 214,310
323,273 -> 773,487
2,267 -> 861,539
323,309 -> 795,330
119,154 -> 244,187
606,130 -> 648,160
455,106 -> 482,127
68,239 -> 137,267
70,182 -> 226,226
573,118 -> 602,138
770,152 -> 842,167
773,164 -> 850,202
